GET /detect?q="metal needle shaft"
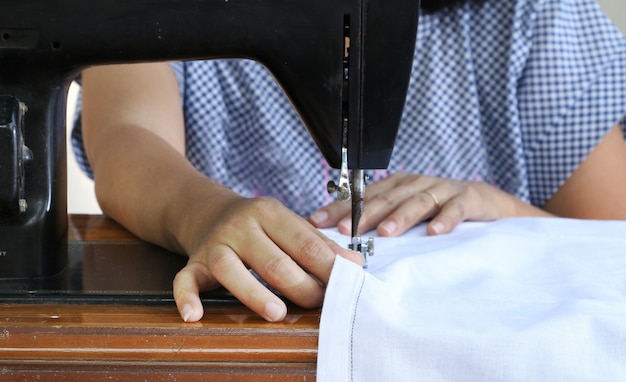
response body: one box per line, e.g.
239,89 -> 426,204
351,169 -> 365,238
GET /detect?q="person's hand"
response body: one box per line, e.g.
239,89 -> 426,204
309,173 -> 549,237
173,195 -> 364,323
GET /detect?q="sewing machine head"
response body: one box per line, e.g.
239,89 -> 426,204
0,0 -> 419,278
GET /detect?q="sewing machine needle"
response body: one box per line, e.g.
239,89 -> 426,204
351,169 -> 365,238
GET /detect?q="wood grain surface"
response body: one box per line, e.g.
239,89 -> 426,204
0,215 -> 320,381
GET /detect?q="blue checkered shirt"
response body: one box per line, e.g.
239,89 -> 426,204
72,0 -> 626,216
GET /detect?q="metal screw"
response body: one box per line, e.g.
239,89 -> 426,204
366,236 -> 374,257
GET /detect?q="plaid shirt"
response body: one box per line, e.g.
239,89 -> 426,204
73,0 -> 626,216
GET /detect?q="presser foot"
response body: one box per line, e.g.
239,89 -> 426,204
349,236 -> 374,268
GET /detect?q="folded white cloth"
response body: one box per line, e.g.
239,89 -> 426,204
317,218 -> 626,381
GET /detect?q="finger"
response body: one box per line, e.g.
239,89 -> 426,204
311,226 -> 365,267
332,175 -> 413,235
426,199 -> 464,235
375,186 -> 445,236
244,234 -> 327,309
270,214 -> 365,284
335,175 -> 434,235
234,223 -> 362,313
426,191 -> 486,235
309,199 -> 351,228
350,184 -> 424,235
298,217 -> 366,266
310,173 -> 405,229
206,246 -> 289,322
173,261 -> 219,322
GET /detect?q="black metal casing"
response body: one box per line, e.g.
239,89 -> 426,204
0,0 -> 419,279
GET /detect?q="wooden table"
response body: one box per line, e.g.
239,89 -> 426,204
0,215 -> 319,381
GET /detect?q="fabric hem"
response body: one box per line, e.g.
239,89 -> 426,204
316,256 -> 366,382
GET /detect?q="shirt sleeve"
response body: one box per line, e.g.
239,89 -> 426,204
518,0 -> 626,206
69,80 -> 94,180
169,61 -> 186,105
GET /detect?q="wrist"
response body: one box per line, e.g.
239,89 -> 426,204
165,174 -> 241,256
500,189 -> 553,218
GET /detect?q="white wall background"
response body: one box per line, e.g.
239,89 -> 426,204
65,0 -> 626,214
597,0 -> 626,36
67,83 -> 101,214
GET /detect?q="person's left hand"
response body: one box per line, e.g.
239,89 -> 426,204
309,173 -> 549,237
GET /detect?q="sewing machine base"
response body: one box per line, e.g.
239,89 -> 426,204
0,219 -> 236,306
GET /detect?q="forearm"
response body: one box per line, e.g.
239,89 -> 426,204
89,123 -> 236,255
542,125 -> 626,220
80,63 -> 234,255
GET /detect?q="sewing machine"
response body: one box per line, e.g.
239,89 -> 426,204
0,0 -> 419,281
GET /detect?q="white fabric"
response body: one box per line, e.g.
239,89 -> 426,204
317,218 -> 626,381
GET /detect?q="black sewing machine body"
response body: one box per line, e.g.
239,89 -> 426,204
0,0 -> 419,280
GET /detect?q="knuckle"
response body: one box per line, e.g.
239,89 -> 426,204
410,192 -> 430,206
464,185 -> 481,201
247,196 -> 281,217
406,176 -> 424,189
216,197 -> 281,235
372,192 -> 395,207
445,198 -> 467,220
401,210 -> 419,226
260,255 -> 315,301
206,251 -> 240,276
262,255 -> 295,283
172,265 -> 202,299
295,235 -> 328,266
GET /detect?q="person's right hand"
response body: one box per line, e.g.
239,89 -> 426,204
80,62 -> 363,324
172,195 -> 364,323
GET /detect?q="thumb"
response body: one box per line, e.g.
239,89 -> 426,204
172,262 -> 217,322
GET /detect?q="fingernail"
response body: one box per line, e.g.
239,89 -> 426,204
431,221 -> 445,235
265,302 -> 286,322
310,210 -> 329,225
181,304 -> 194,322
379,221 -> 397,235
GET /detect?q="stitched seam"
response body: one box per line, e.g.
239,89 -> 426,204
350,274 -> 366,382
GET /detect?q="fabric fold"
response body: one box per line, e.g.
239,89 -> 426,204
317,218 -> 626,381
